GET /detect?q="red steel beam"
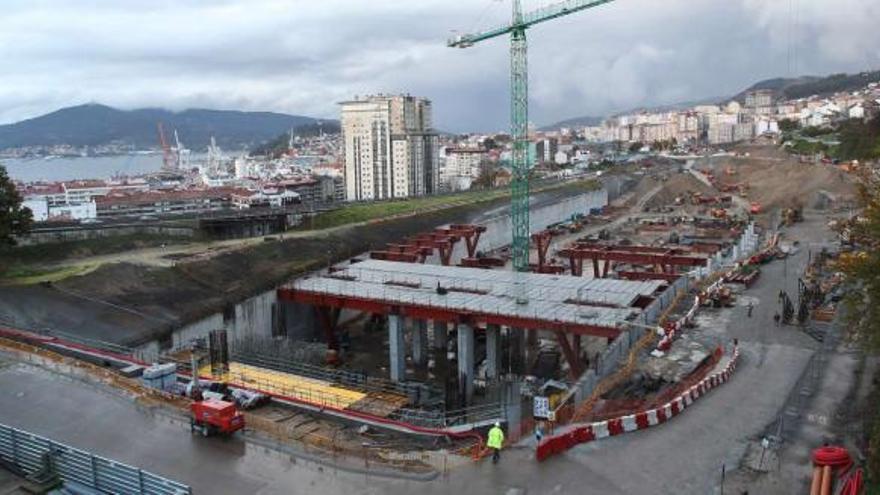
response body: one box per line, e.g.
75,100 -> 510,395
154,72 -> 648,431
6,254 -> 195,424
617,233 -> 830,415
617,271 -> 681,282
278,288 -> 621,338
409,233 -> 459,265
686,243 -> 723,254
446,224 -> 486,258
557,248 -> 709,267
530,264 -> 565,274
571,242 -> 694,255
460,257 -> 505,268
532,230 -> 553,271
554,330 -> 582,379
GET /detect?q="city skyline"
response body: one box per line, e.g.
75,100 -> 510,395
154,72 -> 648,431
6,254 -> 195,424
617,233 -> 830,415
2,0 -> 879,131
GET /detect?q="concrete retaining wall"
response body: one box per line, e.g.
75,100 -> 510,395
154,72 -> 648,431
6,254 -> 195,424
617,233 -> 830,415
16,223 -> 196,246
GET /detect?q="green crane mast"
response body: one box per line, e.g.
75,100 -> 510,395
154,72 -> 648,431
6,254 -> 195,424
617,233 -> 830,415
449,0 -> 615,271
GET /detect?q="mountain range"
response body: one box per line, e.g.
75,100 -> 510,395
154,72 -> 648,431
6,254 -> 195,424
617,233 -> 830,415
542,69 -> 880,130
0,104 -> 338,151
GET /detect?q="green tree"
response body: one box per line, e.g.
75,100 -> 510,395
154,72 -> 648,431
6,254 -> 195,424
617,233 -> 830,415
0,164 -> 32,249
778,119 -> 799,133
836,115 -> 880,161
837,170 -> 880,485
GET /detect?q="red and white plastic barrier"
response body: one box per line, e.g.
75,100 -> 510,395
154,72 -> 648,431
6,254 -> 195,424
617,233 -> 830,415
656,278 -> 724,353
536,345 -> 740,462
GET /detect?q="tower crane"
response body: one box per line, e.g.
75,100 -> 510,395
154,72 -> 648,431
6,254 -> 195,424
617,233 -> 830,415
449,0 -> 615,271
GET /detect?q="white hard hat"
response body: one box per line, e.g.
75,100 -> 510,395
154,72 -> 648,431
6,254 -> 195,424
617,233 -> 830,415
494,421 -> 501,427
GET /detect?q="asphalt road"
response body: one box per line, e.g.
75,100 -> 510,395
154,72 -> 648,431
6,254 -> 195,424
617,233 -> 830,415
0,212 -> 849,495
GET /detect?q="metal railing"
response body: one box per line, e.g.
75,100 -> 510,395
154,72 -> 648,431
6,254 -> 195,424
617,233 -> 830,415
230,350 -> 441,400
0,315 -> 144,361
389,402 -> 504,429
224,369 -> 360,411
0,423 -> 191,495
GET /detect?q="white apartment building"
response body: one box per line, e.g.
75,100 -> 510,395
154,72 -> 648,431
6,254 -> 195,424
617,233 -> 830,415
340,94 -> 439,201
745,89 -> 774,109
443,147 -> 483,177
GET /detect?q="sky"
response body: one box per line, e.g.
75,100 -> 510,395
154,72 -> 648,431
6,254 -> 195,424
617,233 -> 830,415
1,0 -> 879,132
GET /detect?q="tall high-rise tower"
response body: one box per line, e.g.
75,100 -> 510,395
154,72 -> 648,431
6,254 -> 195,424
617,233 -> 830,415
340,95 -> 438,202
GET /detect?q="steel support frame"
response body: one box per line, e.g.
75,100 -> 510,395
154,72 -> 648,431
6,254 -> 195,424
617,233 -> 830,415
314,306 -> 341,350
532,230 -> 552,269
559,248 -> 708,278
617,271 -> 682,282
279,288 -> 621,339
554,330 -> 582,379
447,224 -> 486,257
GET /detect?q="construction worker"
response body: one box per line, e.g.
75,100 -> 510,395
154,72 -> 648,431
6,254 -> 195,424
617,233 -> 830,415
747,302 -> 754,318
487,422 -> 505,464
774,312 -> 781,327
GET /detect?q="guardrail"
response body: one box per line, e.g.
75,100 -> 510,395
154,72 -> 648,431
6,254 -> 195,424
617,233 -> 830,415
0,423 -> 191,495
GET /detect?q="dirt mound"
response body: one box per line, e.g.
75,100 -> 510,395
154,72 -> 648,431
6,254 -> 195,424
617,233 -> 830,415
644,172 -> 718,208
709,157 -> 857,210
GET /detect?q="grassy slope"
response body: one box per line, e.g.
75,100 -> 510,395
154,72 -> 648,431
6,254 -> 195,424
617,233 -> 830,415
308,179 -> 599,229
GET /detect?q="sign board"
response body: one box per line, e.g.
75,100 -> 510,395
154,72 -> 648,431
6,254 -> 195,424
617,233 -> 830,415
533,396 -> 551,419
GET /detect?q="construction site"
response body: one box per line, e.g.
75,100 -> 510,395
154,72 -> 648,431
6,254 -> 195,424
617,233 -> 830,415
1,0 -> 875,493
3,133 -> 869,492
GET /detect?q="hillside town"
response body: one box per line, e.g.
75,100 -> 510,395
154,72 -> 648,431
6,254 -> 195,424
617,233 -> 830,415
14,81 -> 880,226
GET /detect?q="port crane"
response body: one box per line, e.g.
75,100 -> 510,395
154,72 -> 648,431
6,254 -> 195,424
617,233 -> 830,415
449,0 -> 615,271
156,122 -> 175,171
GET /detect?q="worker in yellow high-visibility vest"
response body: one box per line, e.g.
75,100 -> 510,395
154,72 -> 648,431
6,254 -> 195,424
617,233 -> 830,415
487,422 -> 505,464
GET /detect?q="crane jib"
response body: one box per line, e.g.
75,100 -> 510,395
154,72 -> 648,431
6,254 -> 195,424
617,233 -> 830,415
448,0 -> 616,271
448,0 -> 615,47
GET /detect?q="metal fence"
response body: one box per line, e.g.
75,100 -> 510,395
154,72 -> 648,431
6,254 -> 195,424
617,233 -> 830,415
0,423 -> 191,495
765,319 -> 838,445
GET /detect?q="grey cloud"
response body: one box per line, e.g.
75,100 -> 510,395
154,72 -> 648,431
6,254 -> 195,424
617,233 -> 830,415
0,0 -> 878,132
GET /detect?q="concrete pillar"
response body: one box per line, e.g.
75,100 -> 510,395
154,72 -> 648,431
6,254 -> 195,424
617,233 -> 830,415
525,329 -> 538,370
388,314 -> 405,382
432,320 -> 447,350
457,323 -> 475,404
412,319 -> 428,366
508,327 -> 525,374
486,324 -> 501,379
501,378 -> 521,435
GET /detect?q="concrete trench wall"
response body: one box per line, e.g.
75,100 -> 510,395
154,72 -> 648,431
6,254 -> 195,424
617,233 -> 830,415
16,224 -> 196,246
147,189 -> 609,360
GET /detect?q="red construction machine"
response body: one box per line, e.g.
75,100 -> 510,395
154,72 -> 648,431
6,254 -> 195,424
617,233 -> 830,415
190,399 -> 245,437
